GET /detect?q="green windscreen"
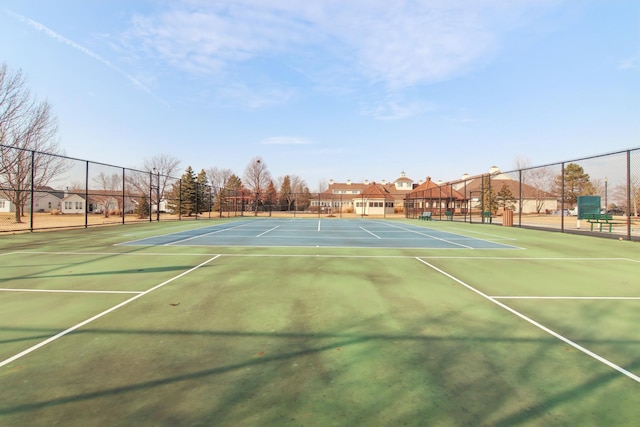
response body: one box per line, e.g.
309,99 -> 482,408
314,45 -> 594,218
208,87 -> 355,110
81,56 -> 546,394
577,195 -> 601,219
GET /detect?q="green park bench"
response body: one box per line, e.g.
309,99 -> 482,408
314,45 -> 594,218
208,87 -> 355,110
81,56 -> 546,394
584,213 -> 623,232
418,212 -> 432,221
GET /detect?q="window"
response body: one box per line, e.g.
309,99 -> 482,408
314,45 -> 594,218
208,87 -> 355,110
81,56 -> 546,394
0,200 -> 5,208
75,201 -> 83,210
65,201 -> 72,209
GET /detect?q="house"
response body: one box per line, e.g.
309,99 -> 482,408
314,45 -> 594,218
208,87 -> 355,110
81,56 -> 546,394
60,193 -> 87,214
30,187 -> 64,213
60,190 -> 137,215
451,167 -> 558,214
311,171 -> 417,214
0,186 -> 64,214
405,177 -> 466,217
352,183 -> 395,216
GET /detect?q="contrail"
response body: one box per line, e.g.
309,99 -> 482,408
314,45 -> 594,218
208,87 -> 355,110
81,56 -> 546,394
8,10 -> 169,106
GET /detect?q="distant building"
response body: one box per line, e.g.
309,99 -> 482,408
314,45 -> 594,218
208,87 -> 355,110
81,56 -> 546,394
311,172 -> 417,214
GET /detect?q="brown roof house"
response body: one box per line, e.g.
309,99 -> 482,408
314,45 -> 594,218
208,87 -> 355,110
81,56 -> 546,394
451,167 -> 558,214
405,177 -> 466,219
311,172 -> 416,214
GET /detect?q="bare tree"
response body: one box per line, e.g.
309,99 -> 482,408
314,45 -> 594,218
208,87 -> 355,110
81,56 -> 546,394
243,156 -> 271,215
92,172 -> 122,217
206,166 -> 234,191
142,153 -> 180,200
126,153 -> 181,214
525,166 -> 555,213
0,63 -> 67,223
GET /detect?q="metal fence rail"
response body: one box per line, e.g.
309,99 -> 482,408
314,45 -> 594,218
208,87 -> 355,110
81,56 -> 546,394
404,148 -> 639,240
1,144 -> 638,240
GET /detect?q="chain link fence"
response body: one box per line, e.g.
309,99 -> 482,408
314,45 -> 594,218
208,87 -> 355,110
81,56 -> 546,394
405,148 -> 639,240
1,144 -> 638,240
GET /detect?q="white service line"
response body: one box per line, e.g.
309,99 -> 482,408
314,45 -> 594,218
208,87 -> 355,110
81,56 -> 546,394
0,288 -> 142,294
318,220 -> 321,232
381,222 -> 474,248
0,255 -> 221,369
257,226 -> 279,237
359,226 -> 382,239
492,296 -> 640,300
415,257 -> 640,383
166,223 -> 252,245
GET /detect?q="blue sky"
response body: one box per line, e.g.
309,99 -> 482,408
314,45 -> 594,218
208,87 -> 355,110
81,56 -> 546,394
1,0 -> 638,189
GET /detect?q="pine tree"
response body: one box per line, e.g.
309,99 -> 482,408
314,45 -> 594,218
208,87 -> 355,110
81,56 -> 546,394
135,196 -> 150,219
196,169 -> 210,214
279,175 -> 293,210
167,166 -> 197,216
224,174 -> 243,213
555,163 -> 595,206
496,182 -> 516,211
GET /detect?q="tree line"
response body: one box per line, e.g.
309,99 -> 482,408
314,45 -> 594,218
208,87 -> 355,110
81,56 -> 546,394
1,61 -> 638,220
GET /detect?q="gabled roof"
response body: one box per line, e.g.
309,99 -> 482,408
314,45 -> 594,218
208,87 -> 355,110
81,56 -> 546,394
463,179 -> 556,200
408,177 -> 465,200
359,183 -> 391,198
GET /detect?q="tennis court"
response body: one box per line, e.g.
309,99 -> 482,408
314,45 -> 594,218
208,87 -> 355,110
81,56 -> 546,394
1,218 -> 638,426
119,218 -> 520,249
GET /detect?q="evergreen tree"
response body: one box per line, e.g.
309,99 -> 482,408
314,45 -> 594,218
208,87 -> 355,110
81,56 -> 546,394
555,163 -> 595,206
196,169 -> 210,214
279,175 -> 293,210
167,166 -> 197,216
135,196 -> 150,219
481,176 -> 498,214
496,182 -> 516,211
265,180 -> 277,214
224,174 -> 243,212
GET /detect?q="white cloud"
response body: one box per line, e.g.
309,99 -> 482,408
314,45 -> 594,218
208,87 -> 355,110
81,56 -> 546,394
618,56 -> 637,70
262,137 -> 312,145
120,0 -> 559,111
216,83 -> 296,109
127,1 -> 553,86
9,11 -> 168,105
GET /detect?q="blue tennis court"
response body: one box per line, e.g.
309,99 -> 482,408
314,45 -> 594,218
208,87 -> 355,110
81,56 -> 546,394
119,218 -> 520,249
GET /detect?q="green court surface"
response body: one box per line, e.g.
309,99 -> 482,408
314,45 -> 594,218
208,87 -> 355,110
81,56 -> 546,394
0,218 -> 638,426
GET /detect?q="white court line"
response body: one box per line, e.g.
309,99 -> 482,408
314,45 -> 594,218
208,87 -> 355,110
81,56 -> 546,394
257,226 -> 279,237
415,257 -> 640,383
359,226 -> 381,239
165,222 -> 253,246
492,296 -> 640,300
115,221 -> 247,246
318,220 -> 321,232
377,222 -> 475,249
0,255 -> 221,369
0,288 -> 142,294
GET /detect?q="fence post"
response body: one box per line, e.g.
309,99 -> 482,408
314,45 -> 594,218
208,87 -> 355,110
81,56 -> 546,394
84,161 -> 89,228
29,150 -> 35,232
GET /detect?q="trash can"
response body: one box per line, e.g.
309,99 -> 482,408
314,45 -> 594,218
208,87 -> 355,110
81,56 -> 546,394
503,209 -> 513,227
